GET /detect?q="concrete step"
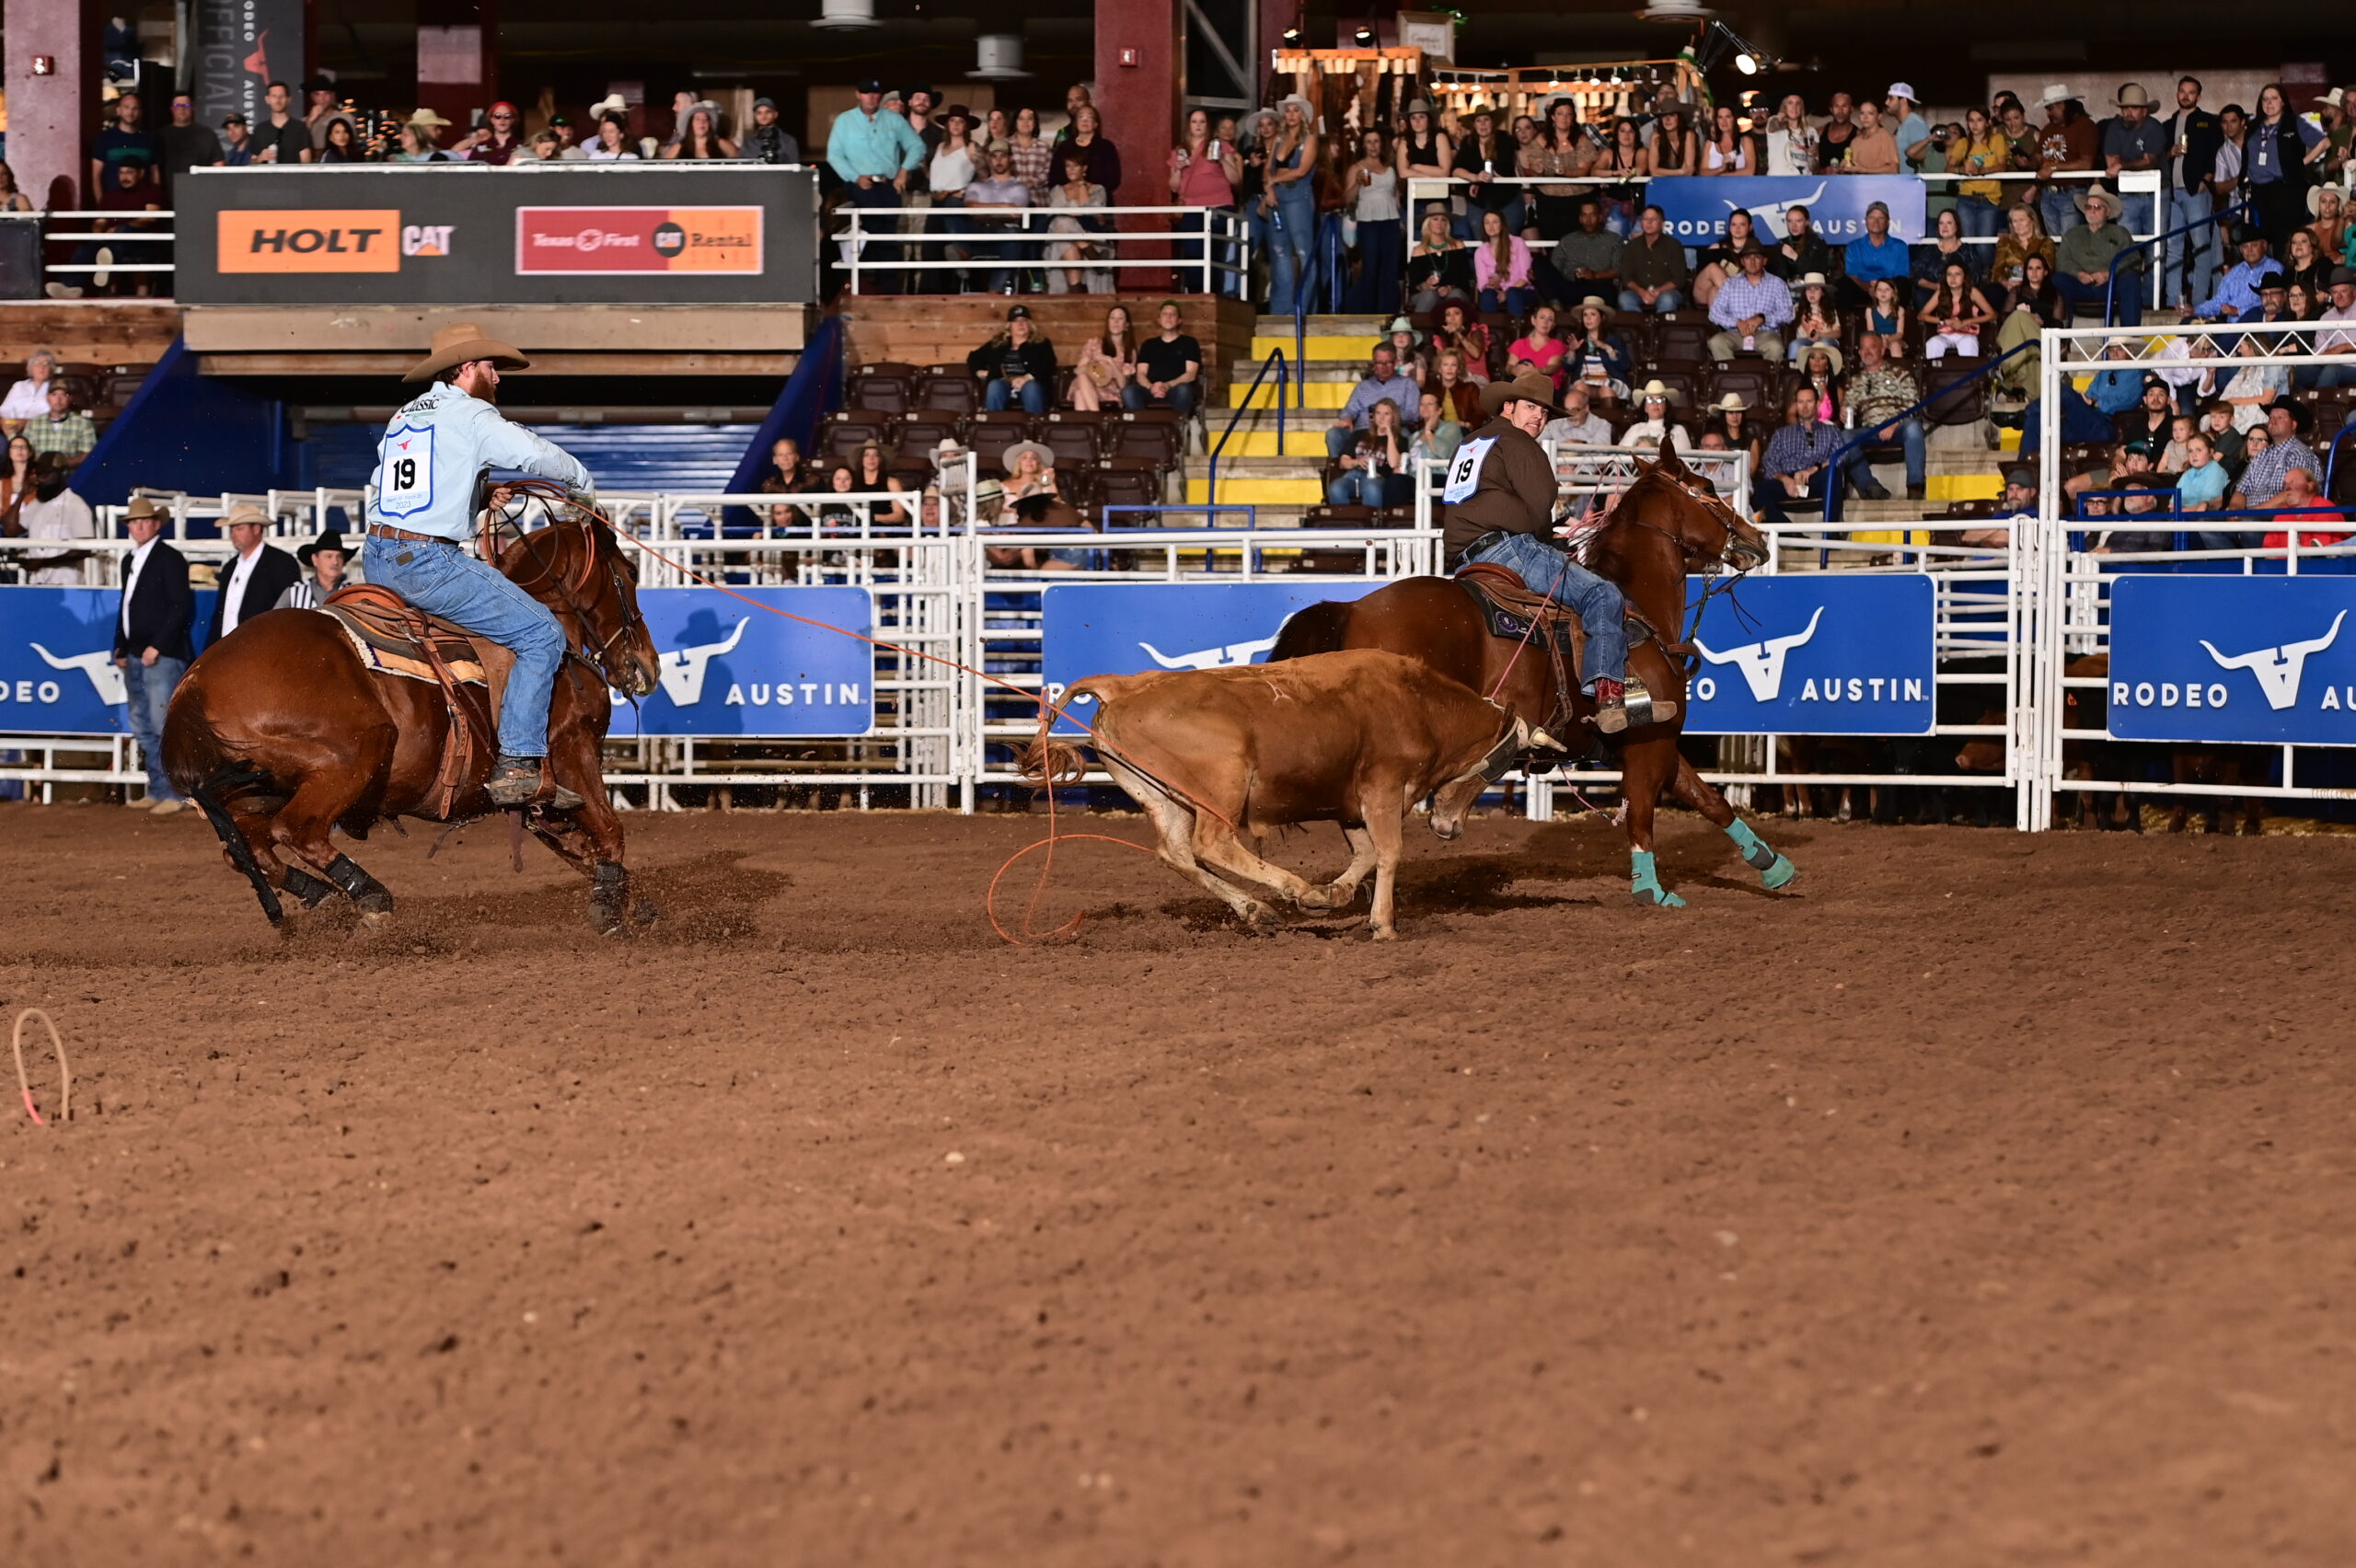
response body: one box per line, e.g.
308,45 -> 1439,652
1250,333 -> 1382,361
1230,379 -> 1349,409
1185,475 -> 1327,504
1204,430 -> 1334,456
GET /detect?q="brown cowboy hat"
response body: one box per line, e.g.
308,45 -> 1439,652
1479,370 -> 1569,421
404,320 -> 532,384
123,495 -> 170,523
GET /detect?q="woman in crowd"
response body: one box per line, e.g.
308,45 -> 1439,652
1648,100 -> 1698,178
1506,303 -> 1569,394
1949,107 -> 2014,239
663,103 -> 736,160
1054,104 -> 1123,203
1071,304 -> 1137,414
318,117 -> 367,164
1043,149 -> 1111,295
1472,208 -> 1536,317
1169,107 -> 1242,295
1327,397 -> 1411,508
1798,345 -> 1844,425
1344,128 -> 1404,314
1000,440 -> 1085,533
1519,98 -> 1594,243
1690,208 -> 1758,310
1788,273 -> 1842,364
0,161 -> 32,213
1409,388 -> 1462,471
585,114 -> 636,161
2287,280 -> 2320,321
1562,298 -> 1633,401
1865,277 -> 1909,349
985,109 -> 1010,147
1426,349 -> 1482,425
1620,381 -> 1692,453
1592,116 -> 1648,236
1010,107 -> 1055,203
1763,95 -> 1817,178
1701,103 -> 1753,177
2310,184 -> 2350,265
2246,84 -> 2324,255
1922,259 -> 1996,360
926,107 -> 979,289
2283,227 -> 2327,303
1396,99 -> 1454,189
1989,200 -> 2055,293
851,444 -> 913,527
1406,206 -> 1474,315
1703,394 -> 1761,470
1993,252 -> 2064,399
1433,299 -> 1492,381
0,435 -> 35,515
1381,317 -> 1430,385
1258,95 -> 1320,315
1911,207 -> 1980,308
1450,105 -> 1521,239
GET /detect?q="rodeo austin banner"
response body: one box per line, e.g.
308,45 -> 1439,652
191,0 -> 306,135
1644,176 -> 1928,245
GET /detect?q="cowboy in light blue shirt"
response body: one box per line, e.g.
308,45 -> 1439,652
2191,227 -> 2283,321
364,322 -> 595,807
826,80 -> 927,186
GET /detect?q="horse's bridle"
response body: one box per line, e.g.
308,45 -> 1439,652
486,508 -> 641,685
1589,471 -> 1763,658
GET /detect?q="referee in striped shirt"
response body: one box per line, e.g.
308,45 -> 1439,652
275,527 -> 356,609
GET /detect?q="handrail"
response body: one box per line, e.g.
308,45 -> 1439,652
1822,340 -> 2037,525
2107,198 -> 2250,327
2324,422 -> 2356,502
1207,347 -> 1288,501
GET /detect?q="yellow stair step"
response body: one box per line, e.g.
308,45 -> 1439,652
1997,426 -> 2022,451
1927,474 -> 2003,502
1213,431 -> 1334,456
1230,380 -> 1348,409
1250,334 -> 1378,360
1184,476 -> 1329,503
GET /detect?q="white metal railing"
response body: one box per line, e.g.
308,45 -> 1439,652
832,203 -> 1249,294
39,209 -> 179,290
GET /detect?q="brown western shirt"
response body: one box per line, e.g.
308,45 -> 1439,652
1441,419 -> 1560,559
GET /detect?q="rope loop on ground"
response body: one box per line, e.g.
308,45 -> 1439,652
11,1009 -> 70,1126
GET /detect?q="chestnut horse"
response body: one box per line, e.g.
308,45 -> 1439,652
162,511 -> 663,933
1269,451 -> 1798,907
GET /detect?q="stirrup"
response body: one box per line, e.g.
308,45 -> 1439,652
1591,675 -> 1677,735
487,757 -> 583,811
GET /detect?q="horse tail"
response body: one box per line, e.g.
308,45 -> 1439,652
1268,599 -> 1354,663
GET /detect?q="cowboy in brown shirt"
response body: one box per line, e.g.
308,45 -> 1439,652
1444,371 -> 1668,731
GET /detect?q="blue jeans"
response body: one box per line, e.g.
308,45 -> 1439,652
1477,285 -> 1537,316
1122,382 -> 1197,416
1327,468 -> 1410,507
1265,189 -> 1316,314
122,653 -> 186,801
2038,187 -> 2085,242
1457,529 -> 1626,690
986,376 -> 1048,414
1345,217 -> 1405,314
2118,192 -> 2155,247
843,179 -> 903,294
362,536 -> 567,758
1863,415 -> 1928,487
1617,286 -> 1683,314
2161,189 -> 2214,308
1956,195 -> 2003,239
1325,422 -> 1360,459
2055,271 -> 2142,326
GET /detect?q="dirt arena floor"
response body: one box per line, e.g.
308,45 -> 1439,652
0,800 -> 2350,1566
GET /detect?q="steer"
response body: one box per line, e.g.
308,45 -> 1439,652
1024,649 -> 1530,940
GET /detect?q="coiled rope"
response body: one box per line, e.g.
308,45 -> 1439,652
10,1009 -> 68,1125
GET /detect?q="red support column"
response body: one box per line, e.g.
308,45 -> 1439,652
1094,0 -> 1183,289
6,0 -> 95,209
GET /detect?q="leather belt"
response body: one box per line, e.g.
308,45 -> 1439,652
366,524 -> 447,544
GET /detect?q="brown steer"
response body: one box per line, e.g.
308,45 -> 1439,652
1025,649 -> 1530,940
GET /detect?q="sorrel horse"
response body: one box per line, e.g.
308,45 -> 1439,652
162,510 -> 663,933
1269,448 -> 1798,907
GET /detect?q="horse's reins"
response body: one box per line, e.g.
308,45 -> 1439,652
486,486 -> 646,687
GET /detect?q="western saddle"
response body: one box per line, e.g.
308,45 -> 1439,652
320,583 -> 517,818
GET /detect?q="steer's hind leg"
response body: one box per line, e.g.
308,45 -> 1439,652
1187,818 -> 1334,913
1102,757 -> 1275,927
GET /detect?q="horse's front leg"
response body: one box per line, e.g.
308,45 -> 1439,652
542,709 -> 652,934
1620,734 -> 1684,908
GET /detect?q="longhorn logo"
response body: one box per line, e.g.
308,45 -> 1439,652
29,642 -> 127,707
1692,607 -> 1824,702
1728,180 -> 1831,230
2201,610 -> 2345,710
653,617 -> 748,706
1138,634 -> 1280,672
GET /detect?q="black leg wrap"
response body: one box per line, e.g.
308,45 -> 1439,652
325,853 -> 394,914
283,865 -> 337,908
191,786 -> 283,925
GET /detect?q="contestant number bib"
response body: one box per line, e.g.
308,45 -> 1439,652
1441,436 -> 1497,504
377,423 -> 435,519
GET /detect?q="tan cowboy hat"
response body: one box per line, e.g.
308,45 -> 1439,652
2074,187 -> 2125,221
1631,377 -> 1685,407
1403,98 -> 1437,117
2310,183 -> 2350,216
1796,342 -> 1844,374
2037,83 -> 2076,109
221,502 -> 271,530
1479,370 -> 1569,421
2114,83 -> 2154,110
404,320 -> 531,385
405,107 -> 453,129
1706,392 -> 1750,414
123,495 -> 170,523
1000,440 -> 1055,476
587,93 -> 629,121
1574,294 -> 1616,319
1796,271 -> 1831,290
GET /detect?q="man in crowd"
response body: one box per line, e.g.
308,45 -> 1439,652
1541,384 -> 1612,447
277,527 -> 355,610
1768,204 -> 1834,284
112,496 -> 193,814
2230,398 -> 2320,510
1327,343 -> 1421,458
1546,198 -> 1623,306
461,101 -> 526,164
206,503 -> 302,646
2033,86 -> 2098,237
828,76 -> 927,294
158,92 -> 223,191
1884,84 -> 1934,170
2055,188 -> 2144,326
1753,386 -> 1850,521
1616,204 -> 1689,315
89,89 -> 158,202
256,80 -> 312,165
302,77 -> 341,150
1127,301 -> 1202,416
2302,267 -> 2356,394
1839,202 -> 1910,310
216,111 -> 256,167
960,144 -> 1032,295
1960,464 -> 2039,548
1705,248 -> 1793,363
2161,77 -> 2223,312
1814,92 -> 1856,172
6,458 -> 94,584
743,98 -> 800,164
1444,371 -> 1660,733
2101,84 -> 2166,240
2189,227 -> 2281,321
1844,333 -> 1926,502
23,383 -> 96,467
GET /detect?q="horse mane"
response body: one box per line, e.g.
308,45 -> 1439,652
1567,465 -> 1680,568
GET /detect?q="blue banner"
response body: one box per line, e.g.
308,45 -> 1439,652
2108,575 -> 2356,744
0,585 -> 211,735
1646,175 -> 1927,245
1042,581 -> 1390,734
1684,574 -> 1936,735
606,587 -> 874,737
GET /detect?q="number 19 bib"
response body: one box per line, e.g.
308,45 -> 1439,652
1441,436 -> 1497,504
377,422 -> 436,520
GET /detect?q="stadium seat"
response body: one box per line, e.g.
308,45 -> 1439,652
1922,366 -> 1986,427
822,410 -> 891,457
916,366 -> 977,415
1111,409 -> 1185,466
965,410 -> 1035,471
847,363 -> 917,414
1042,411 -> 1108,467
1094,457 -> 1164,518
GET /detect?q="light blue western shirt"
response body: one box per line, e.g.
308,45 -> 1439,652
365,382 -> 593,543
826,107 -> 927,184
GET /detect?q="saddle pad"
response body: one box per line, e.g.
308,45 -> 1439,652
319,606 -> 487,686
1454,570 -> 1585,662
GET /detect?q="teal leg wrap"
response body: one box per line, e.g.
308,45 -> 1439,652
1725,816 -> 1797,891
1630,849 -> 1687,908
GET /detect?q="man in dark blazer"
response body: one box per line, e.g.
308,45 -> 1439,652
112,495 -> 195,813
205,501 -> 301,649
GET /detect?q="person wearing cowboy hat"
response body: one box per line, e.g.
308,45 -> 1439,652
360,321 -> 598,808
2301,264 -> 2356,393
112,495 -> 193,813
2032,85 -> 2098,240
277,527 -> 359,610
2189,225 -> 2281,323
2054,184 -> 2144,325
2229,396 -> 2322,513
1619,379 -> 1692,455
396,109 -> 453,162
206,502 -> 302,647
2100,84 -> 2166,242
1000,440 -> 1086,532
1442,370 -> 1666,732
